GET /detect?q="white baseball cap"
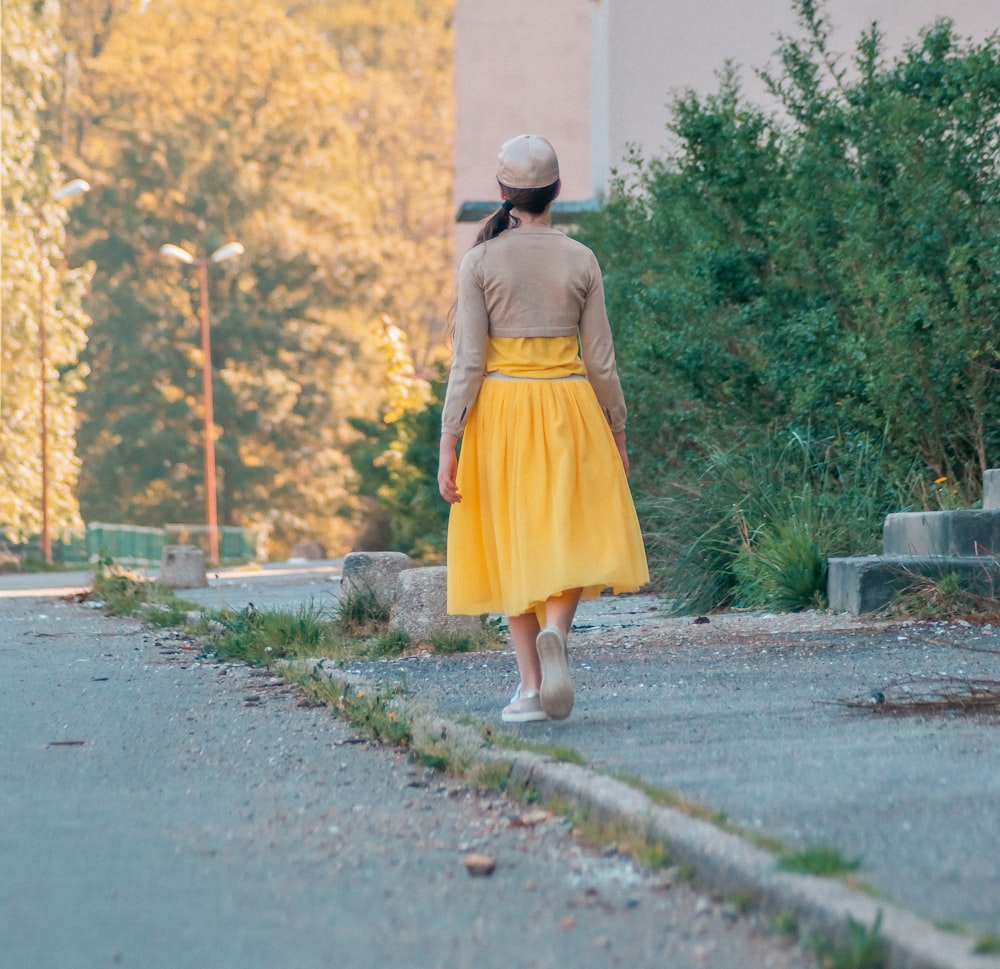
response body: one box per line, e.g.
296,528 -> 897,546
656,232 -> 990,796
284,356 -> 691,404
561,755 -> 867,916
496,134 -> 560,189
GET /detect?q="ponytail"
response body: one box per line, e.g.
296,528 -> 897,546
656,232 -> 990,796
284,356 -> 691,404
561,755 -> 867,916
475,199 -> 519,245
473,180 -> 560,247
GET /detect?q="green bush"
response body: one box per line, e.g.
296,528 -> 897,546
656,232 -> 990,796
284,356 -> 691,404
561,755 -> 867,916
577,1 -> 999,491
345,381 -> 449,559
571,1 -> 999,610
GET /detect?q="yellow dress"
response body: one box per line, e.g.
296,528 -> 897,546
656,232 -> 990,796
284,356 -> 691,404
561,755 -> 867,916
447,335 -> 649,618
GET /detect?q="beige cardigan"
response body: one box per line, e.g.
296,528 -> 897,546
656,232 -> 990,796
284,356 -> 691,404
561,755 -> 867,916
440,226 -> 628,436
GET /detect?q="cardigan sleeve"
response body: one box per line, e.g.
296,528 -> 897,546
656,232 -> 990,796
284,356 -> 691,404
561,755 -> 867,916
440,250 -> 489,436
578,255 -> 628,433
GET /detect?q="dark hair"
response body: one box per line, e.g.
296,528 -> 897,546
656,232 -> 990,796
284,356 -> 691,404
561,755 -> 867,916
474,180 -> 560,246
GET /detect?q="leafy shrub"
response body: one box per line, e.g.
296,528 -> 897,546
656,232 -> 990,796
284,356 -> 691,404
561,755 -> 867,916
345,381 -> 449,559
575,0 -> 999,610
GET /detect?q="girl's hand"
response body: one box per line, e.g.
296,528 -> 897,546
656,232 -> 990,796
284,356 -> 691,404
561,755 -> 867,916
438,434 -> 462,503
613,430 -> 631,480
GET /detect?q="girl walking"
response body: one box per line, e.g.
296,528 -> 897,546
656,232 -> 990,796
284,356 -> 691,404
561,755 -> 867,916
438,134 -> 648,723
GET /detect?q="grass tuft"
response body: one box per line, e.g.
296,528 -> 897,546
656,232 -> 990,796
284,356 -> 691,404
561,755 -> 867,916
335,584 -> 390,635
144,601 -> 199,627
364,629 -> 412,658
808,912 -> 885,969
90,556 -> 174,615
490,732 -> 587,765
886,564 -> 1000,623
732,516 -> 828,611
298,676 -> 412,746
208,600 -> 340,667
643,429 -> 914,614
778,845 -> 862,877
561,803 -> 671,869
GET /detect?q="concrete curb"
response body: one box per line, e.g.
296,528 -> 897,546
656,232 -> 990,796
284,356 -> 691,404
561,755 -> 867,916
503,755 -> 998,969
306,662 -> 1000,969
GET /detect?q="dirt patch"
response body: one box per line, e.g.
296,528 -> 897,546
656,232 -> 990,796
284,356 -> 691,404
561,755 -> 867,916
573,607 -> 905,651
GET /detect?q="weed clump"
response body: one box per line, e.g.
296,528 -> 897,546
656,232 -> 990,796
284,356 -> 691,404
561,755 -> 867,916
886,565 -> 1000,624
209,600 -> 339,666
90,555 -> 173,615
335,585 -> 390,635
974,933 -> 1000,955
778,845 -> 862,877
808,912 -> 886,969
299,677 -> 412,746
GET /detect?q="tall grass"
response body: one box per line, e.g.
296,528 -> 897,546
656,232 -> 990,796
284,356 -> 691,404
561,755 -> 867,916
640,429 -> 924,614
209,600 -> 340,666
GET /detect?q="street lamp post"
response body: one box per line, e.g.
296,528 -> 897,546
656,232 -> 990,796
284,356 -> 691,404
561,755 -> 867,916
37,178 -> 90,565
159,241 -> 244,565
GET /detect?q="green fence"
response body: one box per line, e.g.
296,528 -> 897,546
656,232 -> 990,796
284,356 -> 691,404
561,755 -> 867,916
86,524 -> 166,564
4,533 -> 90,566
163,524 -> 261,562
87,523 -> 261,565
5,524 -> 261,567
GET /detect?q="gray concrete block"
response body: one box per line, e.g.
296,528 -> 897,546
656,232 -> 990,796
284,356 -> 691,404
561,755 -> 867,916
341,551 -> 415,610
985,469 -> 1000,510
883,509 -> 1000,556
160,544 -> 208,589
389,566 -> 481,640
828,554 -> 1000,615
288,540 -> 325,560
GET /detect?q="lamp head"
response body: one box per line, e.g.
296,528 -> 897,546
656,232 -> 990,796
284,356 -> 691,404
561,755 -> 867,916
210,242 -> 245,263
54,179 -> 90,201
159,243 -> 195,264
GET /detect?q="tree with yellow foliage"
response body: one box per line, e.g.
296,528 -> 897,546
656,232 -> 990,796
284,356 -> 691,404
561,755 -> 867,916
54,0 -> 453,556
1,0 -> 93,556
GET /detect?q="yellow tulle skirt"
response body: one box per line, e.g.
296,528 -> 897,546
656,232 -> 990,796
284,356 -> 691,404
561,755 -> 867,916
447,337 -> 649,617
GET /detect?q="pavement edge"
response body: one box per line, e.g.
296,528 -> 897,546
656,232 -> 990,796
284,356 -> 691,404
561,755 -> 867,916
501,753 -> 999,969
288,658 -> 1000,969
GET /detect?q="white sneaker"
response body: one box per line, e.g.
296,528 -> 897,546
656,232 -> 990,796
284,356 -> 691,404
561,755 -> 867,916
501,686 -> 549,723
537,626 -> 574,720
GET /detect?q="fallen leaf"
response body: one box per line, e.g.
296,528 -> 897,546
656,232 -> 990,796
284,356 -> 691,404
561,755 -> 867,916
510,809 -> 550,828
463,853 -> 496,876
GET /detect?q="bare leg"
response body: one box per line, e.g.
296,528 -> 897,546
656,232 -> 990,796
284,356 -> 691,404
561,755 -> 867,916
507,611 -> 542,692
507,589 -> 582,696
536,588 -> 583,721
544,588 -> 582,639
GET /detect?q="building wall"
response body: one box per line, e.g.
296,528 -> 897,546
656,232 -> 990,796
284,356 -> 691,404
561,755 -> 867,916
455,0 -> 997,253
599,0 -> 997,194
454,0 -> 592,253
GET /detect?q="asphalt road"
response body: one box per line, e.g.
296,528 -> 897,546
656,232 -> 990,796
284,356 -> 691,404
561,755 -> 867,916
1,577 -> 815,969
156,558 -> 1000,964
